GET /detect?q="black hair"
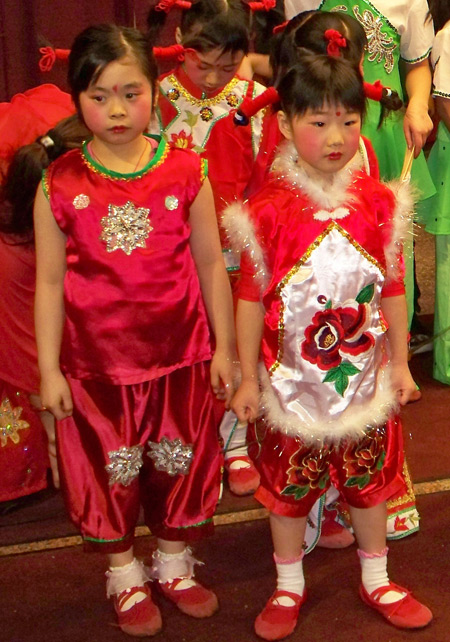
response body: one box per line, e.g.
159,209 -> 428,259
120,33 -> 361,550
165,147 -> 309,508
277,53 -> 366,121
427,0 -> 450,33
0,115 -> 89,245
68,24 -> 158,111
147,0 -> 250,55
251,0 -> 286,55
272,11 -> 400,126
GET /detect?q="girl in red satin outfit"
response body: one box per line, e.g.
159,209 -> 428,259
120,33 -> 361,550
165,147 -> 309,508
227,50 -> 432,639
34,24 -> 235,637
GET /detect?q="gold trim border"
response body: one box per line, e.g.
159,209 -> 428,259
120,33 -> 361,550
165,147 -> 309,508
1,480 -> 449,558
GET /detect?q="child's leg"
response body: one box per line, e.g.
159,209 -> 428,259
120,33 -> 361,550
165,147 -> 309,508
254,513 -> 308,641
350,502 -> 432,628
106,546 -> 162,637
150,538 -> 218,618
221,411 -> 260,496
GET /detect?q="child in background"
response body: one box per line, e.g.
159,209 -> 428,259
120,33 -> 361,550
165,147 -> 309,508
424,1 -> 450,386
34,24 -> 235,637
227,51 -> 432,640
0,90 -> 84,505
148,0 -> 267,496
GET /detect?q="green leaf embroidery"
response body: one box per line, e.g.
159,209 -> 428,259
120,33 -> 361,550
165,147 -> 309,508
325,299 -> 333,309
345,473 -> 371,489
376,450 -> 386,470
339,361 -> 361,376
355,283 -> 374,304
183,111 -> 198,129
193,145 -> 206,154
335,370 -> 349,396
281,484 -> 310,500
322,367 -> 341,383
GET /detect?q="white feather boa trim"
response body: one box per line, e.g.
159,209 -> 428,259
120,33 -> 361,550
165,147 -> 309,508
258,363 -> 398,446
221,202 -> 269,290
382,179 -> 415,282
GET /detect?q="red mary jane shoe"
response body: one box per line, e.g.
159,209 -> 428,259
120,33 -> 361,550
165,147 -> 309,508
113,585 -> 162,637
255,589 -> 307,641
225,456 -> 260,496
317,505 -> 355,549
158,578 -> 219,618
359,582 -> 432,629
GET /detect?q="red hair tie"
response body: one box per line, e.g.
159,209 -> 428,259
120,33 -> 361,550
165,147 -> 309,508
273,21 -> 288,34
363,80 -> 383,102
248,0 -> 276,11
39,47 -> 70,72
153,44 -> 185,61
324,29 -> 347,58
234,86 -> 280,126
155,0 -> 192,12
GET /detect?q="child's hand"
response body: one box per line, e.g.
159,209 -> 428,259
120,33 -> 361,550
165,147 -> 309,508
231,379 -> 260,423
210,351 -> 236,408
390,362 -> 418,405
40,370 -> 73,420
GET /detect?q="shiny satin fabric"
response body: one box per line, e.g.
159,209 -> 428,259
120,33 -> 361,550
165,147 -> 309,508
58,363 -> 221,552
45,138 -> 212,385
248,414 -> 405,517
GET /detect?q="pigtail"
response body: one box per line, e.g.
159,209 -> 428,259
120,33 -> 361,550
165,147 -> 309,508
364,80 -> 403,128
0,114 -> 88,244
234,86 -> 280,125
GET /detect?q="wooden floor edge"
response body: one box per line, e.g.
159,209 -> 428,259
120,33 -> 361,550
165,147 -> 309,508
1,480 -> 449,558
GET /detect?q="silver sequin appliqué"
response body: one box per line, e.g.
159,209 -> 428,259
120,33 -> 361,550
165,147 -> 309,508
353,7 -> 396,74
100,201 -> 153,255
147,437 -> 194,476
105,444 -> 144,486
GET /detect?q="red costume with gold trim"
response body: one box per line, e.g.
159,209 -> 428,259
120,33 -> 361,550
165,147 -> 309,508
44,137 -> 221,549
224,143 -> 412,517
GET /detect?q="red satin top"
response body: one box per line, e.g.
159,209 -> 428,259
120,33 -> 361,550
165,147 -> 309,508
44,137 -> 212,384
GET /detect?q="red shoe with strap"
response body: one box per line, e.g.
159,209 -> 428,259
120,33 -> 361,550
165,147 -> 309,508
113,584 -> 162,637
317,505 -> 355,549
225,456 -> 260,496
255,589 -> 307,641
158,577 -> 218,618
359,582 -> 432,629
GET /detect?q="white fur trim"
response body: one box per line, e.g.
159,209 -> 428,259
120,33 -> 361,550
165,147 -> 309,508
383,180 -> 415,282
258,364 -> 398,447
271,141 -> 362,211
313,207 -> 350,221
221,201 -> 269,291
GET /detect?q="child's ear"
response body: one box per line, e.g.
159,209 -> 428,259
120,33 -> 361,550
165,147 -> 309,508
277,110 -> 293,141
175,27 -> 182,45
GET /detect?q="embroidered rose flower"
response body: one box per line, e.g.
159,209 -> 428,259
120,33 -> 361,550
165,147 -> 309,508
281,446 -> 331,500
301,285 -> 376,396
343,426 -> 386,489
170,129 -> 194,150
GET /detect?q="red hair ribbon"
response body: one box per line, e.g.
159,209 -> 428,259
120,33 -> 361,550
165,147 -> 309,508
39,47 -> 70,72
363,80 -> 383,102
155,0 -> 192,12
248,0 -> 276,11
273,20 -> 288,34
153,44 -> 185,61
234,86 -> 279,126
324,29 -> 347,58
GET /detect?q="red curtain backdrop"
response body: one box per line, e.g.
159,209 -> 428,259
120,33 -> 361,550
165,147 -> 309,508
0,0 -> 176,101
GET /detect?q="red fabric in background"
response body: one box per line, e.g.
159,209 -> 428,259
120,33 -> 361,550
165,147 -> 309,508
0,1 -> 180,101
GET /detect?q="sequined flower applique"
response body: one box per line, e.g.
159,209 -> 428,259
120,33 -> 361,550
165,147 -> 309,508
100,201 -> 153,255
0,397 -> 29,447
105,444 -> 144,486
147,437 -> 194,476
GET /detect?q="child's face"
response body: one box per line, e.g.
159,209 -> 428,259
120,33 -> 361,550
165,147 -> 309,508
79,55 -> 154,147
182,48 -> 245,96
278,103 -> 361,179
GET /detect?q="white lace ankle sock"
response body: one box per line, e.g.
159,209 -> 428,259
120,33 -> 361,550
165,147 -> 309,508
274,552 -> 305,606
106,558 -> 149,611
151,547 -> 200,590
358,548 -> 406,604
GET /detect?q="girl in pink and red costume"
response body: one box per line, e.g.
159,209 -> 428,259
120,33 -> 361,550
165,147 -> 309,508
226,48 -> 432,640
34,24 -> 235,637
148,0 -> 271,497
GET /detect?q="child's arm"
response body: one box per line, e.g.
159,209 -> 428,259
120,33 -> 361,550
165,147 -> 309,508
34,183 -> 73,420
381,293 -> 417,405
238,53 -> 272,81
188,178 -> 236,407
231,298 -> 264,423
402,58 -> 434,157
